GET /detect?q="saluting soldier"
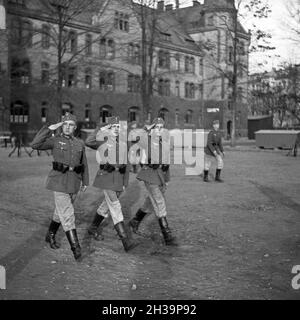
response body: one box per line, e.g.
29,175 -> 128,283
129,117 -> 177,246
85,116 -> 137,252
203,119 -> 225,183
30,113 -> 89,261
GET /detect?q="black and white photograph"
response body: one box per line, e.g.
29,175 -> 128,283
0,0 -> 300,305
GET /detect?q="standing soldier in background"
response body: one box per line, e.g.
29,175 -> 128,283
129,118 -> 177,246
203,120 -> 225,183
30,113 -> 89,261
85,117 -> 138,252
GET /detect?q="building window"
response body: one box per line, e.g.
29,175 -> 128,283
11,58 -> 31,85
175,54 -> 180,71
69,31 -> 77,53
175,81 -> 180,97
199,57 -> 203,75
185,110 -> 193,124
67,67 -> 76,87
199,83 -> 203,100
61,103 -> 73,116
158,50 -> 170,69
11,18 -> 32,47
185,82 -> 195,99
41,102 -> 47,123
10,101 -> 29,123
42,24 -> 50,49
99,71 -> 115,91
175,109 -> 179,126
41,62 -> 50,84
185,56 -> 195,73
99,38 -> 115,59
107,39 -> 115,59
128,75 -> 141,93
85,34 -> 92,56
85,103 -> 91,121
207,15 -> 214,26
22,21 -> 33,47
100,105 -> 113,123
128,43 -> 140,64
114,11 -> 129,32
85,68 -> 92,89
128,106 -> 140,123
100,38 -> 106,58
238,40 -> 245,56
158,79 -> 170,96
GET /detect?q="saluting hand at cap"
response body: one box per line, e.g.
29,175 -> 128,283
48,122 -> 64,131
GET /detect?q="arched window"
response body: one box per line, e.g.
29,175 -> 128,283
175,109 -> 180,126
128,106 -> 140,123
69,30 -> 77,53
190,57 -> 195,73
10,101 -> 29,124
100,38 -> 106,58
85,68 -> 92,89
99,105 -> 113,124
107,39 -> 115,59
164,79 -> 170,96
175,81 -> 180,97
42,24 -> 50,49
158,79 -> 164,96
175,54 -> 180,71
185,110 -> 193,124
41,102 -> 48,123
85,103 -> 91,121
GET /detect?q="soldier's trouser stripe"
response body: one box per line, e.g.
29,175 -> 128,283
53,192 -> 76,232
204,154 -> 224,171
142,182 -> 167,218
97,190 -> 124,225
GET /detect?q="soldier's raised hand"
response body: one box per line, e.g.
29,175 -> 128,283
48,122 -> 64,131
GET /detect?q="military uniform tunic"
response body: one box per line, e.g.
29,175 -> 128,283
30,126 -> 89,194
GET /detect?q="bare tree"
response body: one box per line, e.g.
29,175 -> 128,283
202,0 -> 273,145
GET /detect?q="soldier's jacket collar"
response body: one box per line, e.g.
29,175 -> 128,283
60,133 -> 74,140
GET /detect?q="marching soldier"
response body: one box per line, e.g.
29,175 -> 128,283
85,116 -> 137,252
203,119 -> 225,183
129,118 -> 177,246
30,113 -> 89,261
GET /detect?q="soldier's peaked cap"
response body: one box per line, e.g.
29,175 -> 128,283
106,116 -> 120,126
62,112 -> 77,123
213,119 -> 220,125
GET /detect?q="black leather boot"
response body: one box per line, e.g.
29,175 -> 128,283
203,170 -> 209,182
129,209 -> 147,233
215,169 -> 224,182
65,229 -> 81,260
87,213 -> 105,240
45,220 -> 61,249
158,217 -> 177,246
114,222 -> 139,252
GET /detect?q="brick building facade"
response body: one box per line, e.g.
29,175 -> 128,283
0,0 -> 250,142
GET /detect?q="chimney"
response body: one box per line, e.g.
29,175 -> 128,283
165,4 -> 173,11
175,0 -> 180,9
157,1 -> 165,11
193,0 -> 200,6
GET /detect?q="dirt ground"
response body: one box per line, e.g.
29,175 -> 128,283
0,145 -> 300,300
